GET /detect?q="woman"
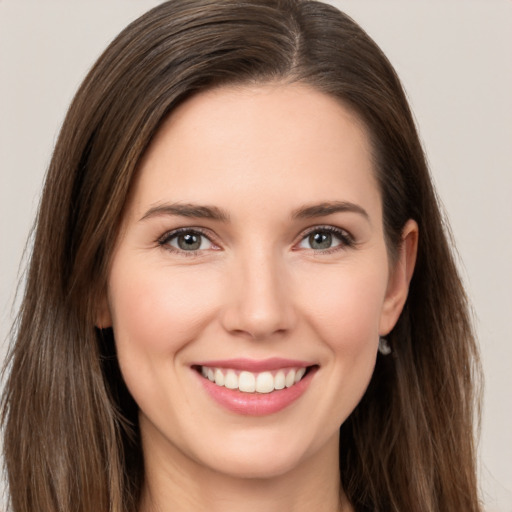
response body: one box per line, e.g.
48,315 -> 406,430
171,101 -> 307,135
1,1 -> 482,511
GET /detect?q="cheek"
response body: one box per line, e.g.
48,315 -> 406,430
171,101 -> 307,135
296,260 -> 389,355
284,260 -> 389,434
107,261 -> 222,356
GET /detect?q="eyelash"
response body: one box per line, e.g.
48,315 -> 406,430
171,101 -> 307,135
157,225 -> 355,256
299,225 -> 356,254
157,227 -> 217,257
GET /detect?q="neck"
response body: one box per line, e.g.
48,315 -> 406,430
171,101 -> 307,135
139,426 -> 352,512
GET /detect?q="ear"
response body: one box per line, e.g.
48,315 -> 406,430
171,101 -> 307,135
379,219 -> 418,335
95,293 -> 112,329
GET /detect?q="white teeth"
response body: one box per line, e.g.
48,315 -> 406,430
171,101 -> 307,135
238,371 -> 256,393
285,369 -> 296,388
224,370 -> 238,389
199,366 -> 309,393
274,370 -> 286,390
295,367 -> 306,383
214,368 -> 224,386
255,371 -> 274,393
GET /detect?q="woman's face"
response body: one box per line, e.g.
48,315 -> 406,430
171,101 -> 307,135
102,83 -> 415,481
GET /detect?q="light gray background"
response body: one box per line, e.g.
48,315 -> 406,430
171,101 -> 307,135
1,1 -> 511,511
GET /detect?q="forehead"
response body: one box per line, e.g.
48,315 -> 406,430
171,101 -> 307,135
129,83 -> 380,221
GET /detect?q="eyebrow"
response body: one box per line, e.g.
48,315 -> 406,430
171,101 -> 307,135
140,200 -> 369,223
291,201 -> 369,221
140,203 -> 230,222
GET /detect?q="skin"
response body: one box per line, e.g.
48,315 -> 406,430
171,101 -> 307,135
99,83 -> 418,512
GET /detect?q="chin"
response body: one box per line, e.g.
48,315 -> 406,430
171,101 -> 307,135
194,430 -> 320,480
211,453 -> 304,480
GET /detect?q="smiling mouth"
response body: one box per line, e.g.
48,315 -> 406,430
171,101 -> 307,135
193,365 -> 316,394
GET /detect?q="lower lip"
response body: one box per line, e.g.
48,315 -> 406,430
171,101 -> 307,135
196,367 -> 317,416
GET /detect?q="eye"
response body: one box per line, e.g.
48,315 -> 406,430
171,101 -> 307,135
159,228 -> 216,253
297,227 -> 354,251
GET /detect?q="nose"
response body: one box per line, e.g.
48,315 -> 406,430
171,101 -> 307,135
220,248 -> 297,340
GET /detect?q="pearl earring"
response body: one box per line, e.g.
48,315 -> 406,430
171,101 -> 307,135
378,337 -> 392,355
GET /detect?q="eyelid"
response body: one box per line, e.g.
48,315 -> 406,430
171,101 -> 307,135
295,225 -> 356,252
156,224 -> 355,256
157,227 -> 220,255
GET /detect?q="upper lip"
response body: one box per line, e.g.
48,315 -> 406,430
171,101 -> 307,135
192,358 -> 314,372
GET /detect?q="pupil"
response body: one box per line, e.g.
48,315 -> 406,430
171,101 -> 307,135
178,233 -> 200,250
310,231 -> 332,250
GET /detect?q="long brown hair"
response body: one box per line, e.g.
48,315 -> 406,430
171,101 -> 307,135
2,1 -> 482,511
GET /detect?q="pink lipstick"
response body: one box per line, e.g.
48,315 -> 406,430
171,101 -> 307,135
192,359 -> 318,416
